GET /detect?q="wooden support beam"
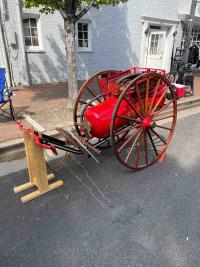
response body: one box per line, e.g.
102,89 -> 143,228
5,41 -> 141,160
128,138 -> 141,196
56,126 -> 101,155
24,115 -> 45,133
13,129 -> 63,203
13,174 -> 55,194
20,180 -> 63,203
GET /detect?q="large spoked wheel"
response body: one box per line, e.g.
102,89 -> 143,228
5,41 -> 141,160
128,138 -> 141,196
110,72 -> 177,170
73,70 -> 119,146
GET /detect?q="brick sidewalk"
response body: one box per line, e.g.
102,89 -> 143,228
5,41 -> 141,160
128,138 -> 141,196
0,82 -> 79,143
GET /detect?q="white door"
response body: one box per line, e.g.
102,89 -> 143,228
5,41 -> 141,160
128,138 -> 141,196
146,31 -> 166,69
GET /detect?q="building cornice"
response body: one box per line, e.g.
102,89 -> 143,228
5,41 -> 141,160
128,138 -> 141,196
141,15 -> 180,26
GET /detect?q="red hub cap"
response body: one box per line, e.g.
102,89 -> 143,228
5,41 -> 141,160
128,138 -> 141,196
142,117 -> 153,129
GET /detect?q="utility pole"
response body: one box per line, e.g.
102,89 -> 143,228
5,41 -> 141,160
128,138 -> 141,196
181,0 -> 198,64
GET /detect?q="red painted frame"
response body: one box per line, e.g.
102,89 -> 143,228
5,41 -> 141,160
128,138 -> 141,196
99,66 -> 166,96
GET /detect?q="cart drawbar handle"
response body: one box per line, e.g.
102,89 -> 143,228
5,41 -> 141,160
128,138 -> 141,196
16,120 -> 58,155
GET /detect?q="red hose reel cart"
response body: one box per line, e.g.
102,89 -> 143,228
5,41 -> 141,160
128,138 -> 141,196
14,66 -> 177,202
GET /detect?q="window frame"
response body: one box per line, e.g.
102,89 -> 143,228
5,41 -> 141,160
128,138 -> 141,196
77,20 -> 92,52
22,14 -> 43,52
182,24 -> 200,47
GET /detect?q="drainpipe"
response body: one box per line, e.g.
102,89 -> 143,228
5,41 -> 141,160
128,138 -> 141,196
16,0 -> 31,86
0,7 -> 12,86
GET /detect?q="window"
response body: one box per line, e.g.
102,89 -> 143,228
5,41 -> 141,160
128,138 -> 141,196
149,33 -> 164,55
23,18 -> 39,47
77,21 -> 91,52
182,25 -> 200,47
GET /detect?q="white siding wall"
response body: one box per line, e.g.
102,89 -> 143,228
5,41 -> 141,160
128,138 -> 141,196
0,31 -> 5,67
77,0 -> 181,78
178,0 -> 192,14
24,10 -> 67,84
2,0 -> 192,85
1,0 -> 28,85
0,1 -> 6,68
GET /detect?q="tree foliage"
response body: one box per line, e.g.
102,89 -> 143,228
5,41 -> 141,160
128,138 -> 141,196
24,0 -> 128,21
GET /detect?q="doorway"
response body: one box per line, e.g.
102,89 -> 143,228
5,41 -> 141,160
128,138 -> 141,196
146,30 -> 166,69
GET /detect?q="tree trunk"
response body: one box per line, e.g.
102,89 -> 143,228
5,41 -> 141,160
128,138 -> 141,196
64,19 -> 78,107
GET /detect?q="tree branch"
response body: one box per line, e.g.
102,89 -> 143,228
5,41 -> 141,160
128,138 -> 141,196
53,0 -> 67,19
71,0 -> 78,16
70,0 -> 78,22
75,0 -> 96,22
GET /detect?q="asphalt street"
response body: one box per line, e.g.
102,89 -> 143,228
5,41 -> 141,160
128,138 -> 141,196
1,112 -> 200,267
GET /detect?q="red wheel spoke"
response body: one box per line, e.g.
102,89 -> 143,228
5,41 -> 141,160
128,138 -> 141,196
86,86 -> 101,103
96,77 -> 102,91
124,97 -> 143,120
155,124 -> 172,131
117,115 -> 141,123
125,129 -> 143,163
150,86 -> 168,116
154,115 -> 174,121
150,128 -> 166,144
147,130 -> 159,156
133,132 -> 144,168
148,78 -> 161,115
135,84 -> 145,116
144,131 -> 149,165
118,127 -> 141,153
152,99 -> 174,118
95,76 -> 106,100
79,99 -> 88,105
145,77 -> 150,116
115,124 -> 140,136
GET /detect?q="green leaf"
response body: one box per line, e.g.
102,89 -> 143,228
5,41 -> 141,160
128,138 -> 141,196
23,0 -> 128,15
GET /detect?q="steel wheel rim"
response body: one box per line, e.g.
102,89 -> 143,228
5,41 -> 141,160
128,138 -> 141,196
110,72 -> 177,170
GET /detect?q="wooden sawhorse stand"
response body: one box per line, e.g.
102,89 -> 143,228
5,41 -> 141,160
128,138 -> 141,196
14,121 -> 63,203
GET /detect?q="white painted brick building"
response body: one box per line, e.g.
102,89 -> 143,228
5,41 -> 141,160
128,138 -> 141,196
0,0 -> 199,86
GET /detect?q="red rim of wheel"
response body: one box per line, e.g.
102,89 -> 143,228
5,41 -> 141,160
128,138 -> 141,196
110,72 -> 177,170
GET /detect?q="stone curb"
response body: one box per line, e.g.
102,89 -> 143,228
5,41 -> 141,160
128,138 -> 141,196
0,129 -> 58,154
0,96 -> 200,162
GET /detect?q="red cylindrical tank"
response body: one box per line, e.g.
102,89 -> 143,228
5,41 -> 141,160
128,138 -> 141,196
83,92 -> 165,138
83,97 -> 132,138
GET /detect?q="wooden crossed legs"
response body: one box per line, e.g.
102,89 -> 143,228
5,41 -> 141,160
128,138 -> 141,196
13,131 -> 63,203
